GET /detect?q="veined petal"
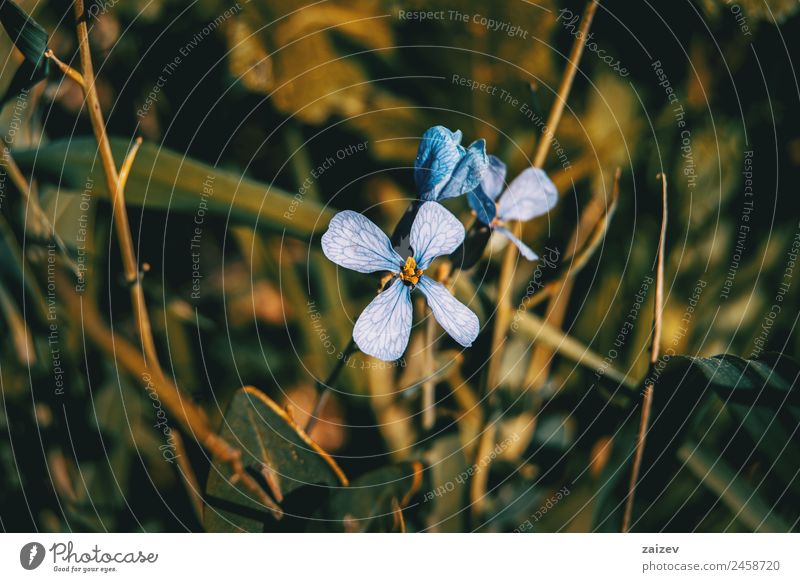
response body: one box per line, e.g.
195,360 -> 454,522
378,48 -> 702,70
414,126 -> 464,201
410,202 -> 465,269
417,276 -> 479,348
322,210 -> 403,273
467,188 -> 497,225
353,279 -> 413,361
481,155 -> 508,201
467,154 -> 506,224
497,167 -> 558,222
495,225 -> 539,261
436,139 -> 488,200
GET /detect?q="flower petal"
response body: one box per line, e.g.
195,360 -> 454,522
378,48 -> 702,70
436,139 -> 488,200
481,155 -> 508,201
467,155 -> 507,224
414,126 -> 464,201
497,167 -> 558,222
322,210 -> 403,273
467,189 -> 497,226
410,202 -> 465,269
417,276 -> 479,348
495,226 -> 539,261
353,279 -> 412,361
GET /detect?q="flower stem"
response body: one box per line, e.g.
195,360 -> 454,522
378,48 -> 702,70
421,310 -> 437,430
533,0 -> 599,168
622,173 -> 668,532
306,337 -> 357,435
71,0 -> 268,509
487,0 -> 599,396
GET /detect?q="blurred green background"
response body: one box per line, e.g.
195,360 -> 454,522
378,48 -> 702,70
0,0 -> 798,532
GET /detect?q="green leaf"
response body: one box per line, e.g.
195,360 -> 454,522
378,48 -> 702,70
636,352 -> 800,528
204,386 -> 348,532
0,1 -> 46,61
655,352 -> 800,409
12,138 -> 334,237
0,0 -> 50,104
324,461 -> 423,532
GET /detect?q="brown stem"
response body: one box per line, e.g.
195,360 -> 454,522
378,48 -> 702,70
70,0 -> 268,510
621,173 -> 668,532
171,430 -> 204,523
118,137 -> 143,194
306,337 -> 356,435
421,310 -> 437,430
469,415 -> 498,519
486,0 -> 599,394
521,170 -> 620,312
0,145 -> 78,274
523,167 -> 621,389
45,49 -> 85,87
57,271 -> 273,510
533,0 -> 598,169
73,1 -> 159,367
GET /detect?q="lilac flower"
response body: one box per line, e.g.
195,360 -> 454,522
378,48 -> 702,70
467,155 -> 558,260
322,202 -> 479,361
415,126 -> 488,201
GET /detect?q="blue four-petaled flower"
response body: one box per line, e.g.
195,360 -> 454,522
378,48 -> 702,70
415,125 -> 487,201
467,154 -> 558,260
322,202 -> 479,361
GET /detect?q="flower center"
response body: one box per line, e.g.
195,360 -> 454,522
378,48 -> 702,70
490,203 -> 503,227
398,256 -> 423,286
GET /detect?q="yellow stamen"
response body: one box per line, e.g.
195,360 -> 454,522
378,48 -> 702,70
398,256 -> 423,286
491,202 -> 503,227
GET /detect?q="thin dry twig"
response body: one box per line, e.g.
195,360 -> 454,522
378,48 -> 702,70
422,311 -> 437,430
45,49 -> 85,87
469,415 -> 498,518
534,0 -> 599,169
421,262 -> 453,431
513,311 -> 635,390
523,167 -> 621,389
118,136 -> 143,195
0,145 -> 78,274
474,0 -> 599,519
57,271 -> 275,511
486,0 -> 599,395
524,168 -> 621,311
70,0 -> 269,510
0,285 -> 36,365
171,431 -> 204,523
621,173 -> 668,532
